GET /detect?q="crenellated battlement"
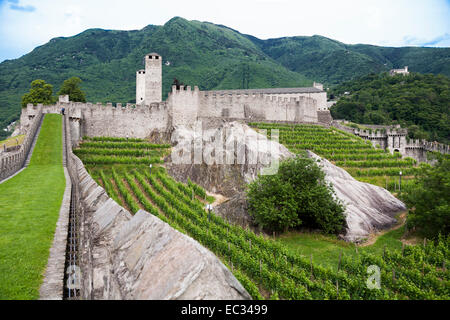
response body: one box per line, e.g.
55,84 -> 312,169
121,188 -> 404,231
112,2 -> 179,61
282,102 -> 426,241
405,139 -> 450,153
54,100 -> 168,113
198,90 -> 314,107
334,120 -> 449,162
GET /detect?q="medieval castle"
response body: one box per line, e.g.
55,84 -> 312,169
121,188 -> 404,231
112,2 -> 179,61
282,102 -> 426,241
136,52 -> 332,126
19,53 -> 332,146
12,53 -> 448,166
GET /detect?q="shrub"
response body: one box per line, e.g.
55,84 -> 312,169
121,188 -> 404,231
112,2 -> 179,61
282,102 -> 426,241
403,155 -> 450,238
246,156 -> 346,234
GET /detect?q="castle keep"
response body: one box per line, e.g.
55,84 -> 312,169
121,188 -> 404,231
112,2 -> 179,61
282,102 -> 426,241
136,53 -> 163,104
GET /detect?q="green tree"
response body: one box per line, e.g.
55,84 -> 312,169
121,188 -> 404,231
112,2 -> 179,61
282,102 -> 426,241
404,155 -> 450,238
58,77 -> 86,102
246,156 -> 346,234
21,79 -> 55,108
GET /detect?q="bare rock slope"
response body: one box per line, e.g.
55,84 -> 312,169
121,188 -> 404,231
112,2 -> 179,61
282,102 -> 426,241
306,151 -> 406,242
167,120 -> 293,196
73,154 -> 251,300
172,121 -> 406,242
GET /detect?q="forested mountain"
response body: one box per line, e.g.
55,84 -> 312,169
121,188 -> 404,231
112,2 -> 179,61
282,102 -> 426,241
253,36 -> 450,85
1,16 -> 449,139
330,73 -> 450,144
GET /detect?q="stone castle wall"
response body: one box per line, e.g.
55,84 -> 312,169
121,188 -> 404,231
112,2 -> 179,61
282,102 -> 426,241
0,107 -> 43,181
34,102 -> 170,142
332,121 -> 450,163
168,86 -> 327,127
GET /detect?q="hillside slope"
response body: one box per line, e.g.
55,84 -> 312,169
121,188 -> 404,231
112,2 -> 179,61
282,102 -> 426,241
251,35 -> 450,85
330,73 -> 450,144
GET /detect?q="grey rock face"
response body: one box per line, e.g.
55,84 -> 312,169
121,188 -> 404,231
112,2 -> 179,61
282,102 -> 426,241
112,210 -> 251,300
166,121 -> 293,197
214,193 -> 252,228
72,153 -> 251,300
306,151 -> 406,242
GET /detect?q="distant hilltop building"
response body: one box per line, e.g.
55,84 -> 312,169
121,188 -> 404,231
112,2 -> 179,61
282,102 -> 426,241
390,66 -> 409,76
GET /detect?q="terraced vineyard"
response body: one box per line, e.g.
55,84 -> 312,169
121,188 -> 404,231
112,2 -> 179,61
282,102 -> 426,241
74,136 -> 449,300
250,123 -> 425,193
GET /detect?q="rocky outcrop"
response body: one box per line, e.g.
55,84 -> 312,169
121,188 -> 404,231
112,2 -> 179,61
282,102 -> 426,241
166,121 -> 292,197
111,210 -> 251,299
306,151 -> 406,242
71,154 -> 251,300
214,193 -> 252,228
183,122 -> 406,242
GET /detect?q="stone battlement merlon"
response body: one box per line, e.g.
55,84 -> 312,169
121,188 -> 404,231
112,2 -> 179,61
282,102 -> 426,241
203,87 -> 324,95
199,91 -> 312,104
169,85 -> 200,96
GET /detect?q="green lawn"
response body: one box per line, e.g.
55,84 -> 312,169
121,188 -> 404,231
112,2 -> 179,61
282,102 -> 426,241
0,114 -> 65,300
278,213 -> 407,271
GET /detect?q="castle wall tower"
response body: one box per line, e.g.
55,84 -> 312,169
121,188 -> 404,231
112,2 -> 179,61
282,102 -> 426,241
136,69 -> 146,104
144,53 -> 162,104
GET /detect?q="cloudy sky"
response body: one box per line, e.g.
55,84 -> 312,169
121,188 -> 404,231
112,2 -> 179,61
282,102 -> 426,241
0,0 -> 449,62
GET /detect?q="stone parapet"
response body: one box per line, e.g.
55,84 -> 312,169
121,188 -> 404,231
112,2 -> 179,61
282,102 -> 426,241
0,108 -> 43,182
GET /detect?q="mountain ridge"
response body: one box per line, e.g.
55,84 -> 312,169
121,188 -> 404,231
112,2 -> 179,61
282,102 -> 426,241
0,16 -> 449,138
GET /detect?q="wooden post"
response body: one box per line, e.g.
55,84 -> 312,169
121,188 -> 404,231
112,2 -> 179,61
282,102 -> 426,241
273,231 -> 276,238
401,243 -> 405,256
423,238 -> 427,247
310,254 -> 314,279
338,250 -> 342,271
191,189 -> 194,200
249,239 -> 252,250
336,280 -> 339,297
355,246 -> 358,255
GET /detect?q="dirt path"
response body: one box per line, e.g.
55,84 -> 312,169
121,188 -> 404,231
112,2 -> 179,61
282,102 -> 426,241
207,191 -> 229,207
359,211 -> 407,247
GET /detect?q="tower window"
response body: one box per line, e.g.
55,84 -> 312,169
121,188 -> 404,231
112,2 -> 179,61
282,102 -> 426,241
155,56 -> 159,59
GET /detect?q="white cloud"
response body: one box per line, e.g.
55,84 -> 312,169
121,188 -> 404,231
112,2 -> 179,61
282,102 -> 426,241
0,0 -> 449,62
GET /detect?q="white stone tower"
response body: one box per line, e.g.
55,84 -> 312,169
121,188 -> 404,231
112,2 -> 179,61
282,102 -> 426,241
136,69 -> 145,104
144,53 -> 162,104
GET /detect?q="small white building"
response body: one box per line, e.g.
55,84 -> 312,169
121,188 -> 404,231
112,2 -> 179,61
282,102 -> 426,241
390,66 -> 409,76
